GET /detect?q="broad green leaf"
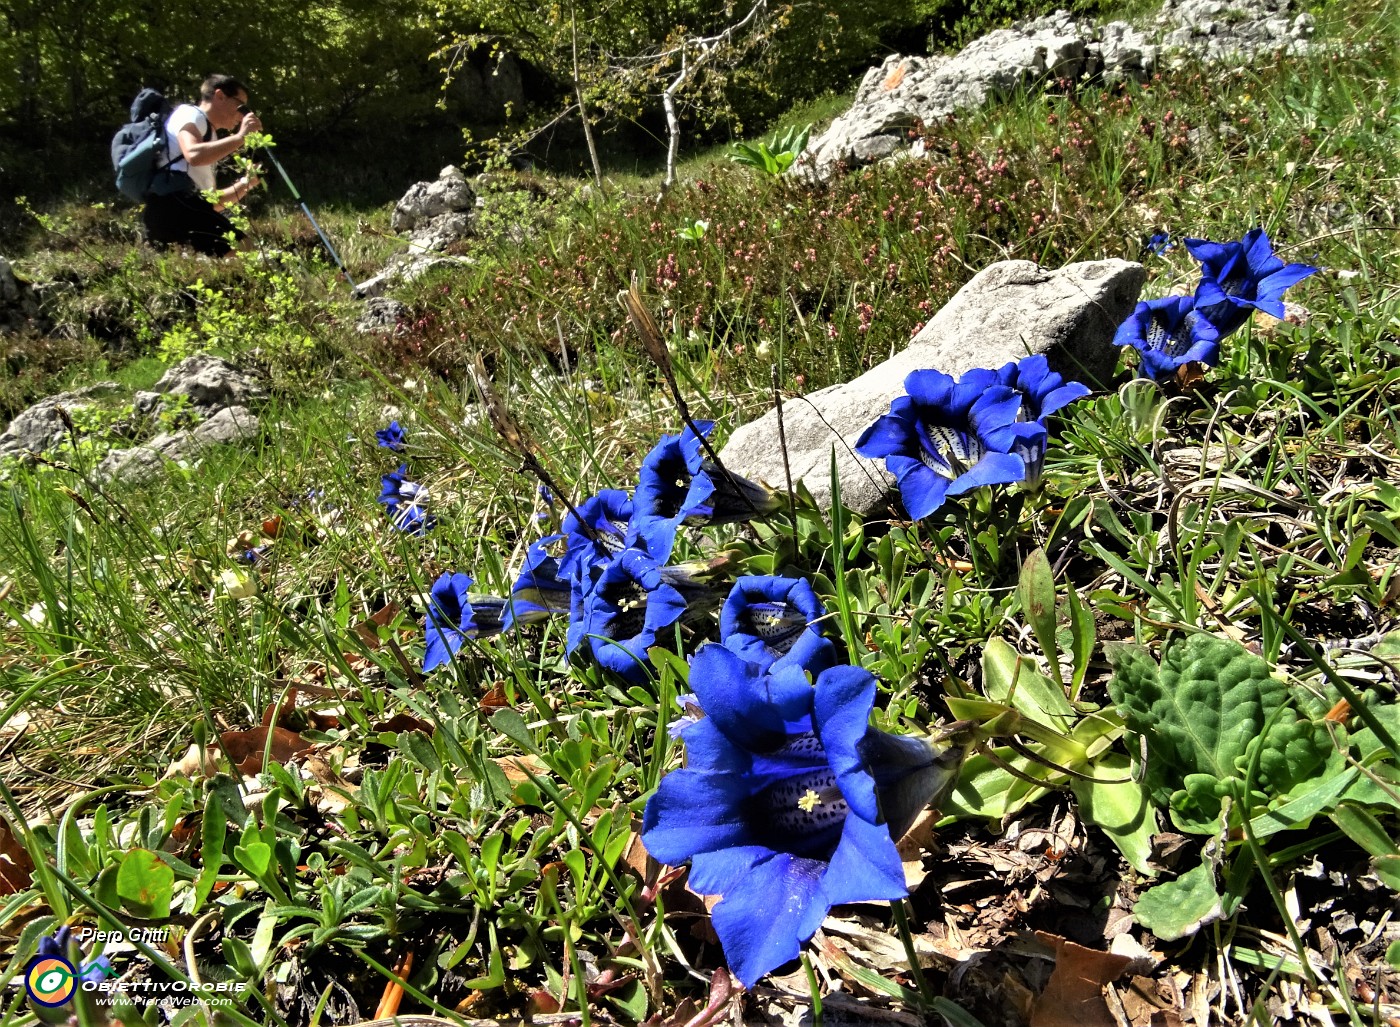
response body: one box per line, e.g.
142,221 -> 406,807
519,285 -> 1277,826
982,638 -> 1073,724
115,849 -> 174,919
1134,861 -> 1224,940
1070,753 -> 1157,875
945,750 -> 1050,821
1018,547 -> 1062,687
233,840 -> 272,878
1106,634 -> 1330,832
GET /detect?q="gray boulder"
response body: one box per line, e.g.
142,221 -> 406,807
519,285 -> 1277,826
408,212 -> 476,254
717,258 -> 1144,516
133,354 -> 266,417
0,382 -> 122,457
796,0 -> 1309,181
390,166 -> 477,246
96,406 -> 259,484
354,297 -> 408,335
352,254 -> 474,300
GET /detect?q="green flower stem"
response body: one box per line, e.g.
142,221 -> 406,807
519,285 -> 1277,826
891,898 -> 935,1007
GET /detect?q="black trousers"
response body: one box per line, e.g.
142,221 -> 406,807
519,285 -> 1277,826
142,190 -> 243,257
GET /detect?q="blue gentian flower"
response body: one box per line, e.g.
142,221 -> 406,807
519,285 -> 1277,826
642,647 -> 964,988
1141,232 -> 1173,258
720,576 -> 835,674
630,422 -> 715,558
566,548 -> 720,683
1185,227 -> 1319,334
1113,295 -> 1222,380
239,544 -> 272,565
424,572 -> 506,671
36,928 -> 112,985
631,422 -> 784,558
855,368 -> 1026,520
559,489 -> 637,580
378,464 -> 435,535
375,421 -> 408,452
992,354 -> 1090,487
504,537 -> 572,631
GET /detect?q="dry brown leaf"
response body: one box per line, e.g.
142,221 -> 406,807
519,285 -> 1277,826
494,753 -> 549,784
1119,974 -> 1180,1027
354,601 -> 402,650
163,743 -> 220,780
1030,931 -> 1134,1027
372,712 -> 435,736
0,819 -> 34,894
220,725 -> 316,776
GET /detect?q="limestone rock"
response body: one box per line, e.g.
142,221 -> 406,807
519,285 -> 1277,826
352,255 -> 474,300
390,166 -> 477,234
717,258 -> 1145,516
96,406 -> 258,484
796,0 -> 1309,181
408,212 -> 475,254
355,297 -> 408,335
0,382 -> 122,457
134,354 -> 266,416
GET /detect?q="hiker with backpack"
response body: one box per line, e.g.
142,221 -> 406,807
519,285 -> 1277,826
117,75 -> 263,257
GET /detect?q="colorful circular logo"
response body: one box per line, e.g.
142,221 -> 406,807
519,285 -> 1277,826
25,956 -> 77,1006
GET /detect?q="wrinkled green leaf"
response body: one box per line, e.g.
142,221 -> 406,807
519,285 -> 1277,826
1106,634 -> 1331,833
1134,860 -> 1224,940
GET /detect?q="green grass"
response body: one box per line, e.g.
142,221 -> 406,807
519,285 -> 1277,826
2,0 -> 1400,1023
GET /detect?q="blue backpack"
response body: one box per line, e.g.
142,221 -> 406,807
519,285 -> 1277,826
112,89 -> 174,201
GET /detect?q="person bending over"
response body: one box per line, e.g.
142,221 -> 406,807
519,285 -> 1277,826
143,74 -> 262,257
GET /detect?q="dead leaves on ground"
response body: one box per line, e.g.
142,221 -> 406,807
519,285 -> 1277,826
0,819 -> 33,895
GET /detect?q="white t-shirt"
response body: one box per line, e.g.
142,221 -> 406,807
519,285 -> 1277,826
164,105 -> 216,192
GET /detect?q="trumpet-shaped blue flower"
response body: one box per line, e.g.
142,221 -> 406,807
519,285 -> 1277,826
721,576 -> 835,674
1113,295 -> 1222,380
630,422 -> 715,557
504,537 -> 572,631
631,421 -> 783,557
992,354 -> 1091,487
642,647 -> 964,988
1186,227 -> 1318,334
566,548 -> 722,683
559,489 -> 638,580
37,928 -> 113,982
1141,232 -> 1173,258
855,368 -> 1026,520
424,572 -> 506,671
378,464 -> 435,535
375,421 -> 407,451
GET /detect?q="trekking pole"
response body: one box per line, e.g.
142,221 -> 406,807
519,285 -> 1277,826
238,107 -> 356,290
261,148 -> 356,290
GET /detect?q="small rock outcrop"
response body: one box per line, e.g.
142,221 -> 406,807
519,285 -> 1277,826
0,353 -> 266,481
132,354 -> 267,417
0,382 -> 122,457
797,0 -> 1313,181
354,298 -> 408,335
390,166 -> 478,254
718,258 -> 1145,516
96,406 -> 259,484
